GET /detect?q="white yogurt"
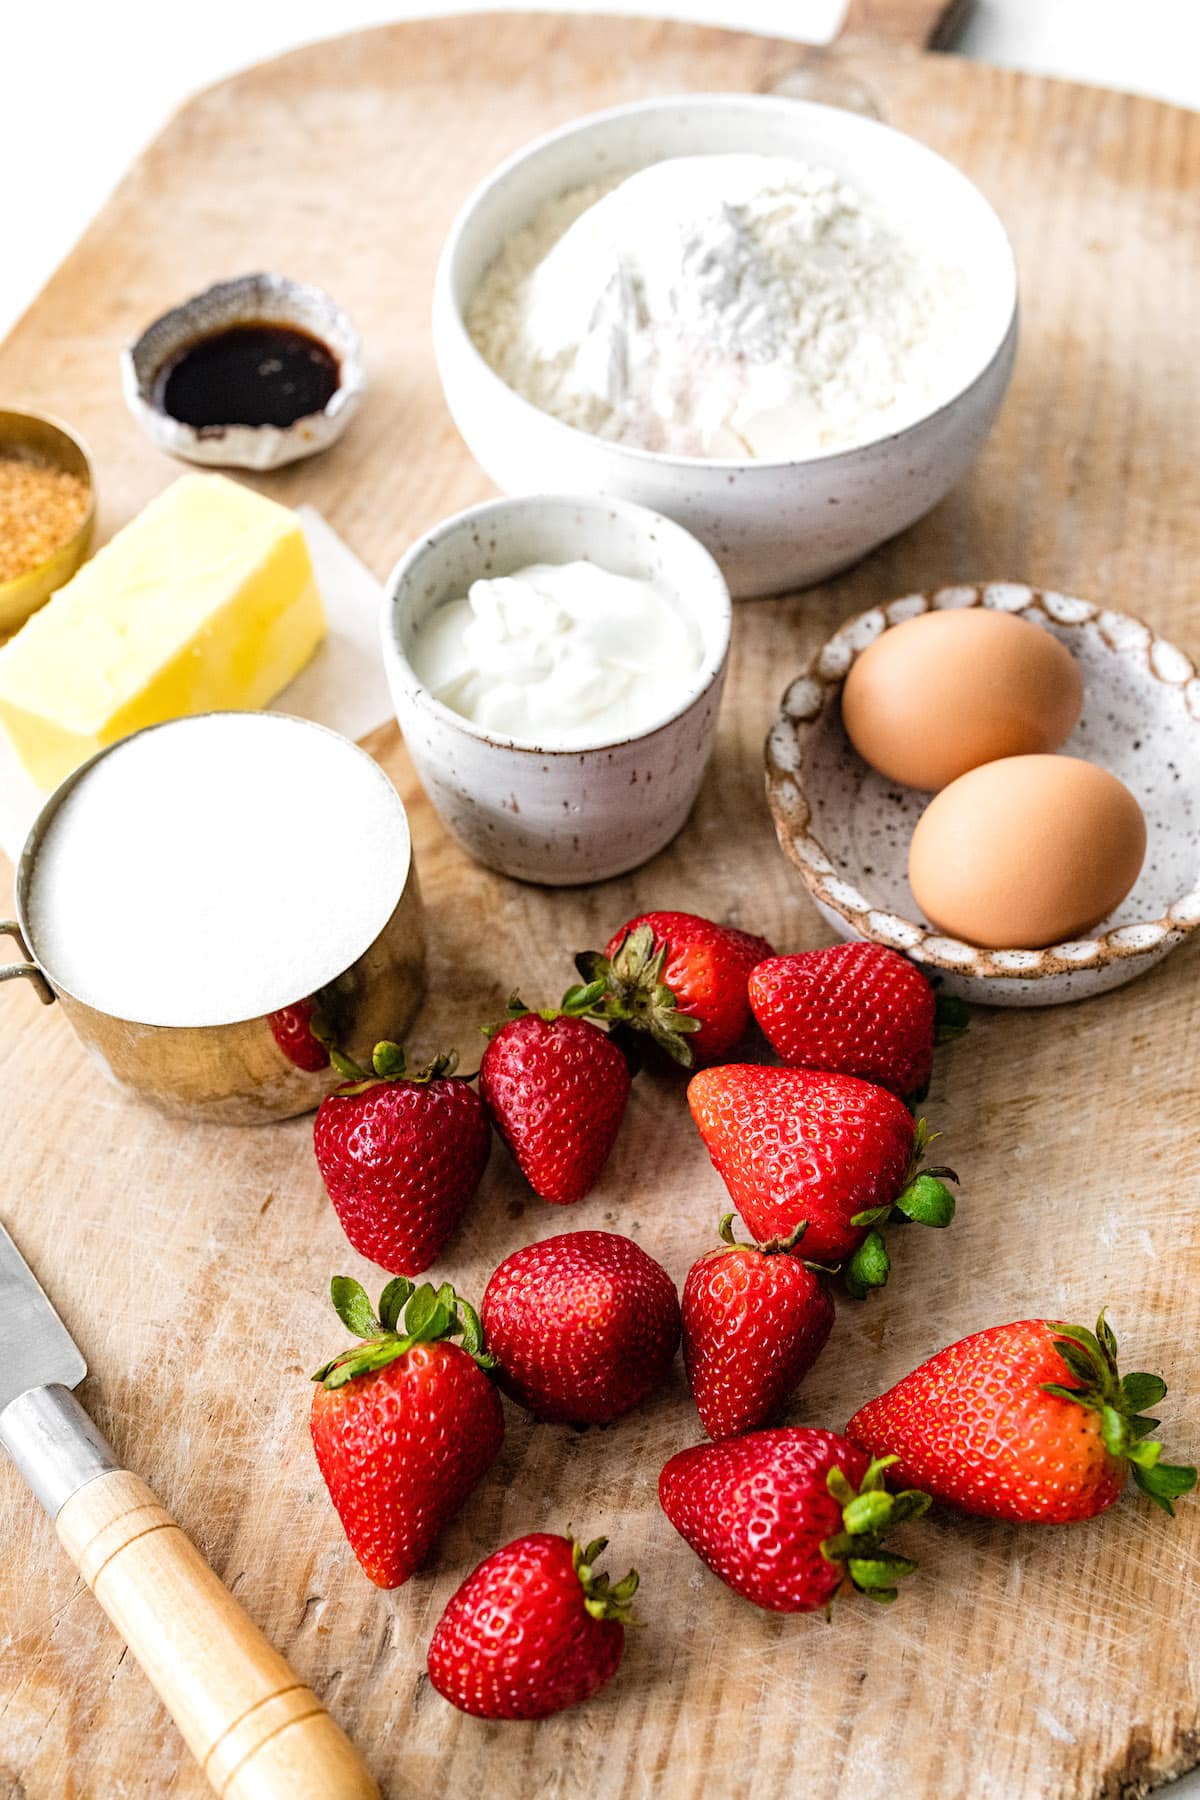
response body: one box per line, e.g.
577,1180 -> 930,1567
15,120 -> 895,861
25,713 -> 412,1027
408,559 -> 702,747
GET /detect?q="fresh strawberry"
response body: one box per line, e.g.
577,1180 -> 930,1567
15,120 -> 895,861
310,1275 -> 503,1588
688,1064 -> 957,1297
269,996 -> 330,1072
748,942 -> 964,1100
575,911 -> 775,1069
659,1428 -> 929,1612
427,1531 -> 637,1718
479,993 -> 631,1205
482,1229 -> 681,1424
847,1311 -> 1197,1523
313,1042 -> 490,1275
682,1215 -> 834,1440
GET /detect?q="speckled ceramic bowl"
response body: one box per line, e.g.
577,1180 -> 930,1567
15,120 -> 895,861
122,273 -> 366,470
765,583 -> 1200,1006
434,93 -> 1017,598
381,493 -> 731,885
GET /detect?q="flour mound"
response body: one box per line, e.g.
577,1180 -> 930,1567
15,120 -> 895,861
468,153 -> 972,460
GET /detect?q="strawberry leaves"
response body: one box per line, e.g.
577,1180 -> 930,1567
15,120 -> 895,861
844,1118 -> 958,1298
329,1041 -> 462,1094
331,1274 -> 383,1339
1041,1311 -> 1197,1515
820,1455 -> 931,1604
481,982 -> 614,1038
716,1212 -> 815,1259
894,1173 -> 957,1228
844,1230 -> 891,1299
573,924 -> 702,1068
933,992 -> 971,1045
314,1275 -> 496,1389
571,1535 -> 641,1625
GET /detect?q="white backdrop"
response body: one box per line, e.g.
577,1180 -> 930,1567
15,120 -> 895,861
3,0 -> 1198,339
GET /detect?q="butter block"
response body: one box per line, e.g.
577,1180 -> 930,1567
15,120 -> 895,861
0,473 -> 326,788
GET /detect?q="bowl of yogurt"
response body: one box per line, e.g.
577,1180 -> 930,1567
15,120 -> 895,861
433,94 -> 1018,597
381,493 -> 731,884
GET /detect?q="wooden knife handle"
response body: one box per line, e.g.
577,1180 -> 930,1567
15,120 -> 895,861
56,1469 -> 380,1800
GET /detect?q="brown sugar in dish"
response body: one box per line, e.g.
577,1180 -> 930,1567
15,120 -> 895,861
0,455 -> 91,583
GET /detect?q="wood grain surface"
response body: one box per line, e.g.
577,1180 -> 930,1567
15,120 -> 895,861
1,14 -> 1198,1800
54,1470 -> 380,1800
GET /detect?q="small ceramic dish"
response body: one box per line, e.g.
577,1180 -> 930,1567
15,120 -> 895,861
434,93 -> 1017,598
381,493 -> 731,885
765,583 -> 1200,1006
0,410 -> 95,634
122,273 -> 366,471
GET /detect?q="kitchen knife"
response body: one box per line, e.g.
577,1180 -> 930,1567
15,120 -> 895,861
0,1220 -> 380,1800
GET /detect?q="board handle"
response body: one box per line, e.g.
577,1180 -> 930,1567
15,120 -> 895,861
839,0 -> 973,47
56,1469 -> 380,1800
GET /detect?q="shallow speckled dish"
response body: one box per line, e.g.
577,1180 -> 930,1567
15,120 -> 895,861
122,273 -> 365,470
766,583 -> 1200,1006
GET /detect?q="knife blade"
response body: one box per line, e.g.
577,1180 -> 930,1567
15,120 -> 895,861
0,1219 -> 379,1800
0,1218 -> 86,1408
0,1219 -> 115,1514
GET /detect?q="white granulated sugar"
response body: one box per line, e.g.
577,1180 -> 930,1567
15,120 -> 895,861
468,153 -> 975,460
27,713 -> 411,1027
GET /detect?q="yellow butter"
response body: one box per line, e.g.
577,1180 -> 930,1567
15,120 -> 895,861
0,473 -> 326,789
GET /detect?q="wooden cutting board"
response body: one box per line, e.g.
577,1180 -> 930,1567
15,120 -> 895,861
1,13 -> 1198,1800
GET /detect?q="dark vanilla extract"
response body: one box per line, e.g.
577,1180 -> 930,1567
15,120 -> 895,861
157,323 -> 340,430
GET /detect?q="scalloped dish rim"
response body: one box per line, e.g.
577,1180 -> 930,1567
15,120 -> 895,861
764,582 -> 1200,984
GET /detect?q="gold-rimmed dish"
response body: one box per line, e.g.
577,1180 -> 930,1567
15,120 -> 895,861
0,410 -> 95,635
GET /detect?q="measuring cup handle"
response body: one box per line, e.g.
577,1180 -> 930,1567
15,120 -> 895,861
0,921 -> 54,1006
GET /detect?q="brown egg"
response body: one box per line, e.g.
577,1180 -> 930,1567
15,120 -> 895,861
842,607 -> 1084,790
908,755 -> 1147,949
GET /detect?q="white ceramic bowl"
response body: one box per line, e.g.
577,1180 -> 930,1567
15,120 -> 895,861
765,583 -> 1200,1007
434,94 -> 1018,598
381,494 -> 731,885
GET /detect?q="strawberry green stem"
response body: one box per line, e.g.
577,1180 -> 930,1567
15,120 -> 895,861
820,1456 -> 931,1604
480,983 -> 613,1040
933,992 -> 971,1044
717,1212 -> 812,1257
844,1117 -> 959,1299
570,1534 -> 640,1625
328,1041 -> 462,1095
1040,1311 -> 1196,1515
572,924 -> 701,1068
311,1275 -> 496,1389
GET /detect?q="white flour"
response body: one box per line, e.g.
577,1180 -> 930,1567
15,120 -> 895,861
26,714 -> 412,1026
468,153 -> 973,460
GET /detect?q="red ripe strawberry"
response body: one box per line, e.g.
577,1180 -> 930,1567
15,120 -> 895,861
310,1275 -> 503,1588
748,942 -> 954,1100
847,1311 -> 1197,1524
479,997 -> 631,1205
268,996 -> 330,1072
427,1531 -> 637,1718
688,1064 -> 957,1297
683,1215 -> 834,1440
575,911 -> 775,1069
659,1427 -> 929,1612
482,1229 -> 681,1424
313,1042 -> 490,1275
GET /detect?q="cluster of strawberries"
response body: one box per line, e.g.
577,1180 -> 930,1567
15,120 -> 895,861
305,912 -> 1195,1722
